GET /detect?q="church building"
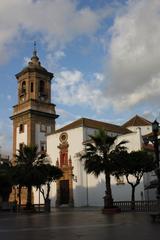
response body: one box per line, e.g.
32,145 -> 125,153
47,116 -> 155,207
10,48 -> 158,207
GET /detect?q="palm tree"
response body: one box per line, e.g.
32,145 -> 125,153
81,128 -> 127,209
15,145 -> 48,210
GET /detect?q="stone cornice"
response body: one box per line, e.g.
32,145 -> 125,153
10,109 -> 59,120
15,67 -> 53,79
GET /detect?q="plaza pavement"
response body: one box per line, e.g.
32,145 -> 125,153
0,208 -> 159,240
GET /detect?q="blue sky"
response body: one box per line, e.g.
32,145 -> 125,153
0,0 -> 160,154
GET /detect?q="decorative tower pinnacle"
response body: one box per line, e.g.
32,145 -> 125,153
33,41 -> 37,56
30,41 -> 40,66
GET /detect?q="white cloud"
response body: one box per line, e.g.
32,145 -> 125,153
54,50 -> 65,60
56,70 -> 82,87
93,73 -> 104,82
56,108 -> 78,119
45,50 -> 66,71
53,69 -> 108,113
0,0 -> 111,64
142,110 -> 158,122
56,108 -> 81,129
105,0 -> 160,111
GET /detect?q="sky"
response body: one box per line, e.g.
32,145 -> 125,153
0,0 -> 160,155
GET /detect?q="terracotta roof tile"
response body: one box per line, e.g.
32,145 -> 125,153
122,115 -> 151,127
55,118 -> 131,134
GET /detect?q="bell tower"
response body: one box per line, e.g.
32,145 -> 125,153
11,45 -> 58,159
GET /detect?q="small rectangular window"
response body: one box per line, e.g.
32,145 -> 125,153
40,124 -> 46,132
47,126 -> 51,134
19,124 -> 24,133
21,81 -> 26,95
19,143 -> 24,151
31,82 -> 34,93
40,141 -> 46,152
116,176 -> 125,185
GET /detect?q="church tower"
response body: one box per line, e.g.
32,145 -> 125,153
11,45 -> 58,158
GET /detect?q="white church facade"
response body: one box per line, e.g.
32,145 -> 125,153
47,116 -> 156,207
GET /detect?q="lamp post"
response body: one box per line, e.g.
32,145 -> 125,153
152,120 -> 160,199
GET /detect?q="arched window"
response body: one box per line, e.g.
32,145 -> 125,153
22,81 -> 26,94
31,82 -> 34,93
39,80 -> 45,93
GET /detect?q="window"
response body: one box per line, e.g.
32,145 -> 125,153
19,124 -> 24,133
40,124 -> 46,132
31,82 -> 34,92
22,81 -> 26,94
47,126 -> 51,134
40,141 -> 46,152
39,80 -> 45,93
116,176 -> 125,185
19,143 -> 24,151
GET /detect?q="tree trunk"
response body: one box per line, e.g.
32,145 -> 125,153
45,183 -> 51,212
18,185 -> 22,210
45,198 -> 51,212
104,172 -> 113,208
46,182 -> 50,200
125,175 -> 141,211
131,185 -> 136,210
39,187 -> 45,202
26,185 -> 32,210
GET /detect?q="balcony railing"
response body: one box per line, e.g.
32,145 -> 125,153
114,200 -> 160,212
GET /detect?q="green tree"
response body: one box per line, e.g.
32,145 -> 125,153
15,145 -> 48,210
12,164 -> 26,207
0,161 -> 13,209
81,128 -> 127,209
113,150 -> 155,209
37,164 -> 63,211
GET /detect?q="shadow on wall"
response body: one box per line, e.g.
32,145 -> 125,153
48,179 -> 146,208
50,195 -> 57,208
73,180 -> 145,207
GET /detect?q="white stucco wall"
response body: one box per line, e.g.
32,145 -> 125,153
143,171 -> 157,200
116,128 -> 143,152
46,125 -> 146,207
33,187 -> 45,204
111,178 -> 144,201
81,126 -> 145,204
127,125 -> 152,136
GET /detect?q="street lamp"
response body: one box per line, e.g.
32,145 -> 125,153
152,120 -> 160,199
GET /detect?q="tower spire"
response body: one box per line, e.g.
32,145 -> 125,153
33,41 -> 37,57
30,41 -> 40,65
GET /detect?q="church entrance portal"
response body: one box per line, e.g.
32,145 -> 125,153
60,180 -> 69,204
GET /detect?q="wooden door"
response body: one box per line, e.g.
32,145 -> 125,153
60,180 -> 69,204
